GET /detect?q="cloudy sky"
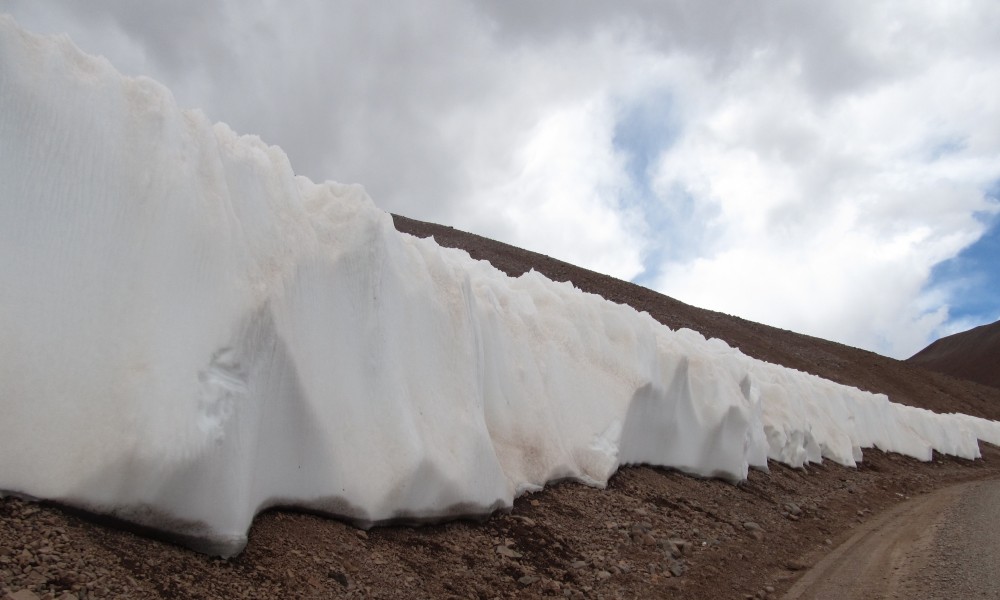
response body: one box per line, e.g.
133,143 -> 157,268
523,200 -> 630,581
5,1 -> 999,358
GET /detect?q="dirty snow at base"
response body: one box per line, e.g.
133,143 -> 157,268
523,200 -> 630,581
1,16 -> 998,557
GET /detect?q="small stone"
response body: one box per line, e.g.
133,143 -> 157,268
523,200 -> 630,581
570,560 -> 588,570
786,559 -> 809,571
743,522 -> 762,531
25,569 -> 47,585
530,499 -> 540,507
630,521 -> 653,534
518,576 -> 539,586
354,530 -> 368,540
328,570 -> 350,587
662,541 -> 681,558
5,591 -> 42,600
785,502 -> 803,516
496,545 -> 523,559
668,561 -> 685,577
765,586 -> 776,593
595,570 -> 612,581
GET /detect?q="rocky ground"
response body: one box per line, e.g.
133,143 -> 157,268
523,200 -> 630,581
3,215 -> 999,600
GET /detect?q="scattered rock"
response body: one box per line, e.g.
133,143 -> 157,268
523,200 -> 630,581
511,516 -> 536,527
661,538 -> 690,558
595,570 -> 612,581
328,569 -> 350,587
495,545 -> 523,559
24,569 -> 47,585
630,521 -> 653,535
668,561 -> 685,577
5,591 -> 41,600
785,559 -> 809,571
743,522 -> 762,531
518,575 -> 539,586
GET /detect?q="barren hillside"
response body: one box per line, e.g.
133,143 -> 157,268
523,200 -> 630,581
908,320 -> 1000,389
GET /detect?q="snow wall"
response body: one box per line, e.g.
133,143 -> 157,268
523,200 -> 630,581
2,16 -> 999,556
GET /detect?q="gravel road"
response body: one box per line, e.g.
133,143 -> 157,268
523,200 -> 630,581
895,478 -> 1000,599
783,479 -> 1000,600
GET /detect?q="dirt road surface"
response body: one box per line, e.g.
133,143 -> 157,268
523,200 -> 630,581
783,479 -> 1000,600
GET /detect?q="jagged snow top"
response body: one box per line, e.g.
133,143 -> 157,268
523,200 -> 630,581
1,16 -> 998,556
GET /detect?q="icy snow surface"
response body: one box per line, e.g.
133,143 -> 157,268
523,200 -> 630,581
2,16 -> 999,556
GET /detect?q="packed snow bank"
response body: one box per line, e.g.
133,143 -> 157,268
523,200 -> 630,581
2,16 -> 999,556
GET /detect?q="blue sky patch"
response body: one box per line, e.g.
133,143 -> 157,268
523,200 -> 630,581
612,90 -> 679,185
611,91 -> 684,286
928,181 -> 1000,328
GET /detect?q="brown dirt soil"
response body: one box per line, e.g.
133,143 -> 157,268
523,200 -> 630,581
3,214 -> 1000,600
907,319 -> 1000,389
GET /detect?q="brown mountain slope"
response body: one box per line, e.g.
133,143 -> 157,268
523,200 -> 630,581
907,319 -> 1000,389
2,215 -> 1000,600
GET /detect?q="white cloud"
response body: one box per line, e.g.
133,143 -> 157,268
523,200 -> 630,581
645,2 -> 1000,356
4,0 -> 1000,357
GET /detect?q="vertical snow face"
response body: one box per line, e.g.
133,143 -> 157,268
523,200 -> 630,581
1,16 -> 998,556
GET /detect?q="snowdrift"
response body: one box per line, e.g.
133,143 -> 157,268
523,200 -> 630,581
2,16 -> 999,556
